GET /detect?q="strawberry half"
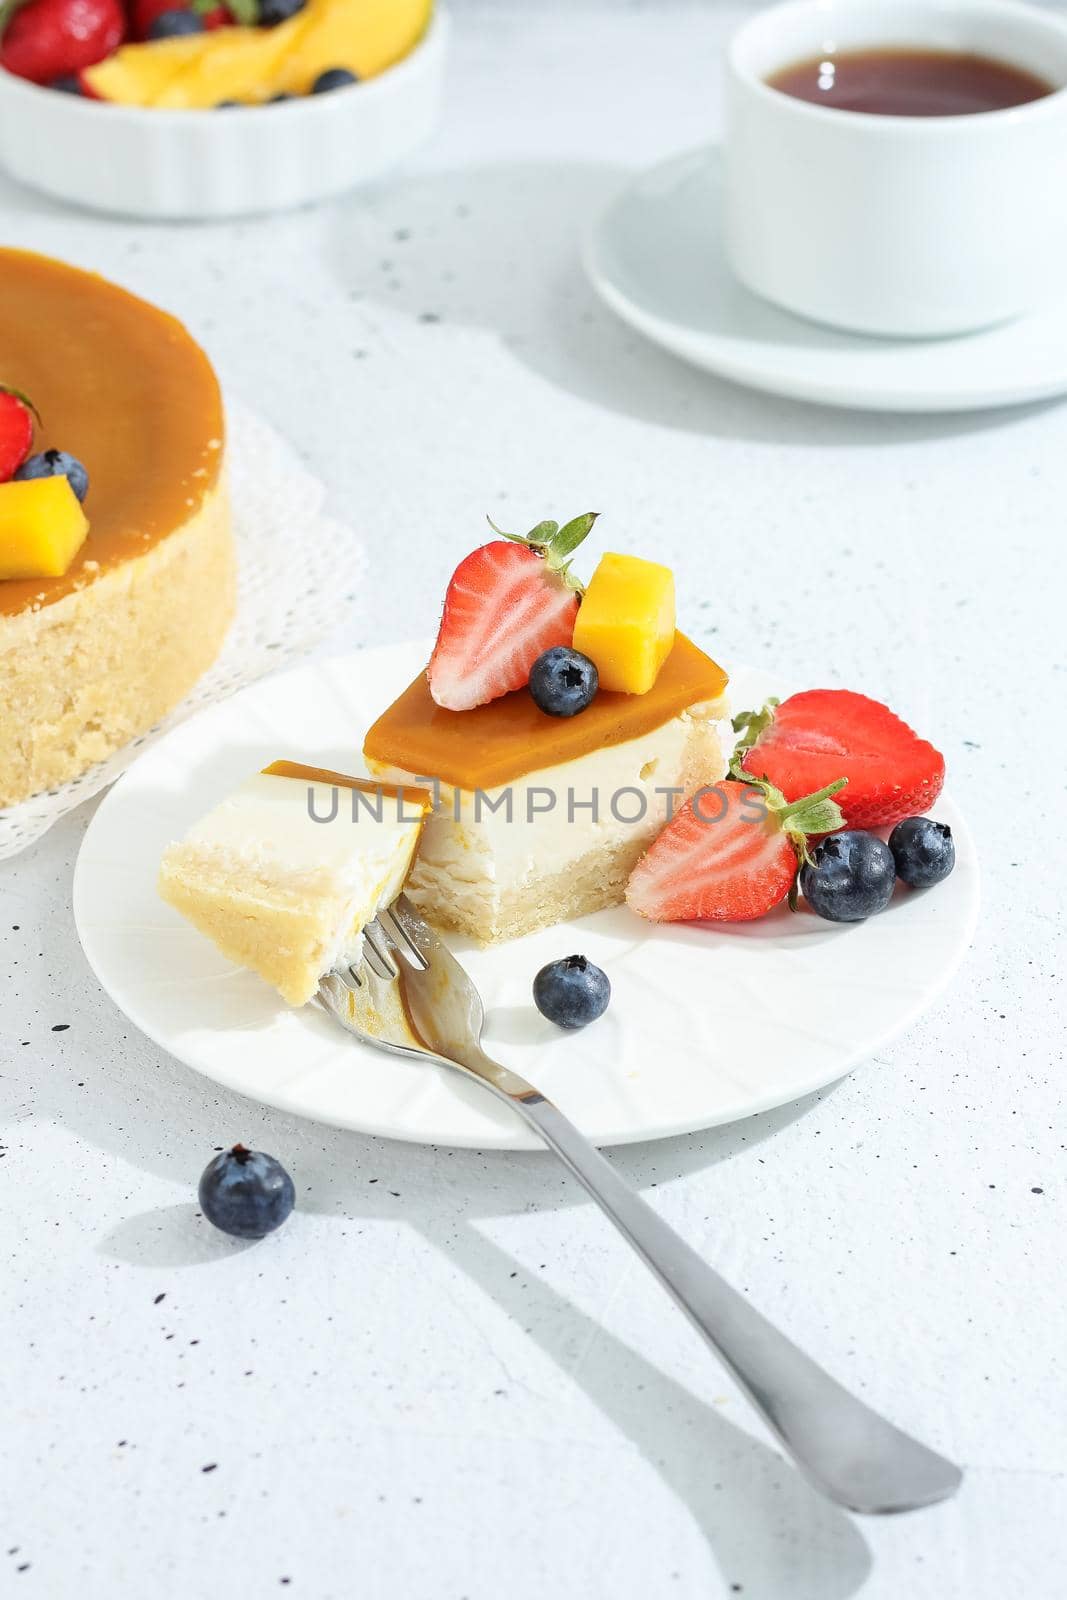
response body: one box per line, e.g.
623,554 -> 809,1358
427,513 -> 597,712
734,691 -> 945,831
627,776 -> 847,923
0,387 -> 36,484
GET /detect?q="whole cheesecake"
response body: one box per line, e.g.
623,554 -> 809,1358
0,249 -> 234,807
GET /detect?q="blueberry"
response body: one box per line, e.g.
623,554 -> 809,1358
533,954 -> 610,1029
259,0 -> 306,23
147,9 -> 204,37
889,816 -> 955,888
198,1144 -> 295,1240
528,646 -> 598,718
312,67 -> 359,93
14,449 -> 89,503
51,74 -> 85,95
799,831 -> 896,922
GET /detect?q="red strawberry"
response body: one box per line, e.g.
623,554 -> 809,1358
427,513 -> 597,712
736,691 -> 945,830
0,0 -> 125,84
0,387 -> 36,483
627,776 -> 847,923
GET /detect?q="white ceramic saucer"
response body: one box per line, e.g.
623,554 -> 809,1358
73,642 -> 979,1151
584,146 -> 1067,414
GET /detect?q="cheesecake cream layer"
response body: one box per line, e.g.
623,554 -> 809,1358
159,765 -> 429,1005
368,697 -> 729,942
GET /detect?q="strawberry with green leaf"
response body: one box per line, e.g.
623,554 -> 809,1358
427,513 -> 597,711
626,774 -> 848,923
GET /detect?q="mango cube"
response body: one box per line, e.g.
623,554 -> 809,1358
573,552 -> 676,695
0,477 -> 90,580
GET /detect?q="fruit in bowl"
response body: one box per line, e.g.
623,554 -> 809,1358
0,0 -> 444,216
0,0 -> 431,107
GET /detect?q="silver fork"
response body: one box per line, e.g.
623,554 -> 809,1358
318,893 -> 962,1517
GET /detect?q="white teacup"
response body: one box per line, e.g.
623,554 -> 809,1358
724,0 -> 1067,337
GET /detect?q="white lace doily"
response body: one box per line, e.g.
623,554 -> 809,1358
0,399 -> 365,861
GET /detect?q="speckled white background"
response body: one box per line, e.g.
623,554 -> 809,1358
2,6 -> 1065,1597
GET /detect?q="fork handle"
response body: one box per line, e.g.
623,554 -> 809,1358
491,1083 -> 961,1516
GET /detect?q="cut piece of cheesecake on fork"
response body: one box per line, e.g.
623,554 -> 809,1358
159,761 -> 430,1005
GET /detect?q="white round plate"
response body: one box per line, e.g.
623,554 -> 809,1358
74,642 -> 978,1150
584,146 -> 1067,414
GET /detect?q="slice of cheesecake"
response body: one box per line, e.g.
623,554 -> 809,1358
159,761 -> 430,1005
363,634 -> 729,943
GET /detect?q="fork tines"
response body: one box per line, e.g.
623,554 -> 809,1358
356,898 -> 432,986
361,923 -> 398,981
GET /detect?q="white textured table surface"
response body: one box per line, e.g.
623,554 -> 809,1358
3,7 -> 1065,1598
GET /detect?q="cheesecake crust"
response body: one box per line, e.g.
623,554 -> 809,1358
0,483 -> 234,807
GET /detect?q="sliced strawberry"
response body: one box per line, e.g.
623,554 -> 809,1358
627,776 -> 847,923
427,513 -> 597,712
0,387 -> 36,483
0,0 -> 125,84
735,690 -> 945,831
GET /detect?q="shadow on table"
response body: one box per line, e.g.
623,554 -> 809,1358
327,157 -> 1059,449
23,797 -> 875,1593
417,1215 -> 873,1600
84,1064 -> 838,1239
93,1092 -> 870,1599
95,1137 -> 874,1596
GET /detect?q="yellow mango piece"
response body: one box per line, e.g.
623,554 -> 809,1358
274,0 -> 434,96
84,34 -> 220,106
573,552 -> 676,696
0,478 -> 90,580
154,18 -> 308,108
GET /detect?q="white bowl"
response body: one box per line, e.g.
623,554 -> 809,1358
0,7 -> 447,220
